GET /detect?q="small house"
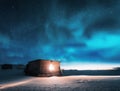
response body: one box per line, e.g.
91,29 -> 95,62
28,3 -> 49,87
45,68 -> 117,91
24,59 -> 62,77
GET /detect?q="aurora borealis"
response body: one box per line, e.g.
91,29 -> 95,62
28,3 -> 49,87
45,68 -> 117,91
0,0 -> 120,69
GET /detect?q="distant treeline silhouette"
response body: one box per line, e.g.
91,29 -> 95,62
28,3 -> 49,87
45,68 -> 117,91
62,67 -> 120,76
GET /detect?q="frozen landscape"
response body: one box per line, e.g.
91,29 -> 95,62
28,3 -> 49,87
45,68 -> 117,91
0,69 -> 120,91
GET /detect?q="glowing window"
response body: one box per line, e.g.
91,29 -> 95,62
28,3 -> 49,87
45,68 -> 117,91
49,64 -> 55,71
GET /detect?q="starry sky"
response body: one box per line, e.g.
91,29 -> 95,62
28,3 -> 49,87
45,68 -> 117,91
0,0 -> 120,70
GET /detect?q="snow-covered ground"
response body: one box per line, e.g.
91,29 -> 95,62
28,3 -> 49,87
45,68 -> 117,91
0,69 -> 120,91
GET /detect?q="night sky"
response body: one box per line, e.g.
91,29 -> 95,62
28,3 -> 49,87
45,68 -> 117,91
0,0 -> 120,70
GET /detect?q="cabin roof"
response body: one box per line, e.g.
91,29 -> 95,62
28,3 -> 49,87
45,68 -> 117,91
29,59 -> 60,63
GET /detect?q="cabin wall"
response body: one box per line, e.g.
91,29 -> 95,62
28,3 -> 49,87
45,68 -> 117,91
25,60 -> 61,76
39,61 -> 60,74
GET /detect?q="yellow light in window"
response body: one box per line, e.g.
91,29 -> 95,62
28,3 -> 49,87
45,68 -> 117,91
49,64 -> 55,71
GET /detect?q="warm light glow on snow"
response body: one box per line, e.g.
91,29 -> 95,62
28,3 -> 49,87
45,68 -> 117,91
49,64 -> 55,71
0,80 -> 31,89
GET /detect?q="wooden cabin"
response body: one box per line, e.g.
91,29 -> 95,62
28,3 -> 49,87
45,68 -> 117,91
24,59 -> 62,77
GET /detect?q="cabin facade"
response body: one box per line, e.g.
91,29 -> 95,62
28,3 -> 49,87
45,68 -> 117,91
24,59 -> 62,77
